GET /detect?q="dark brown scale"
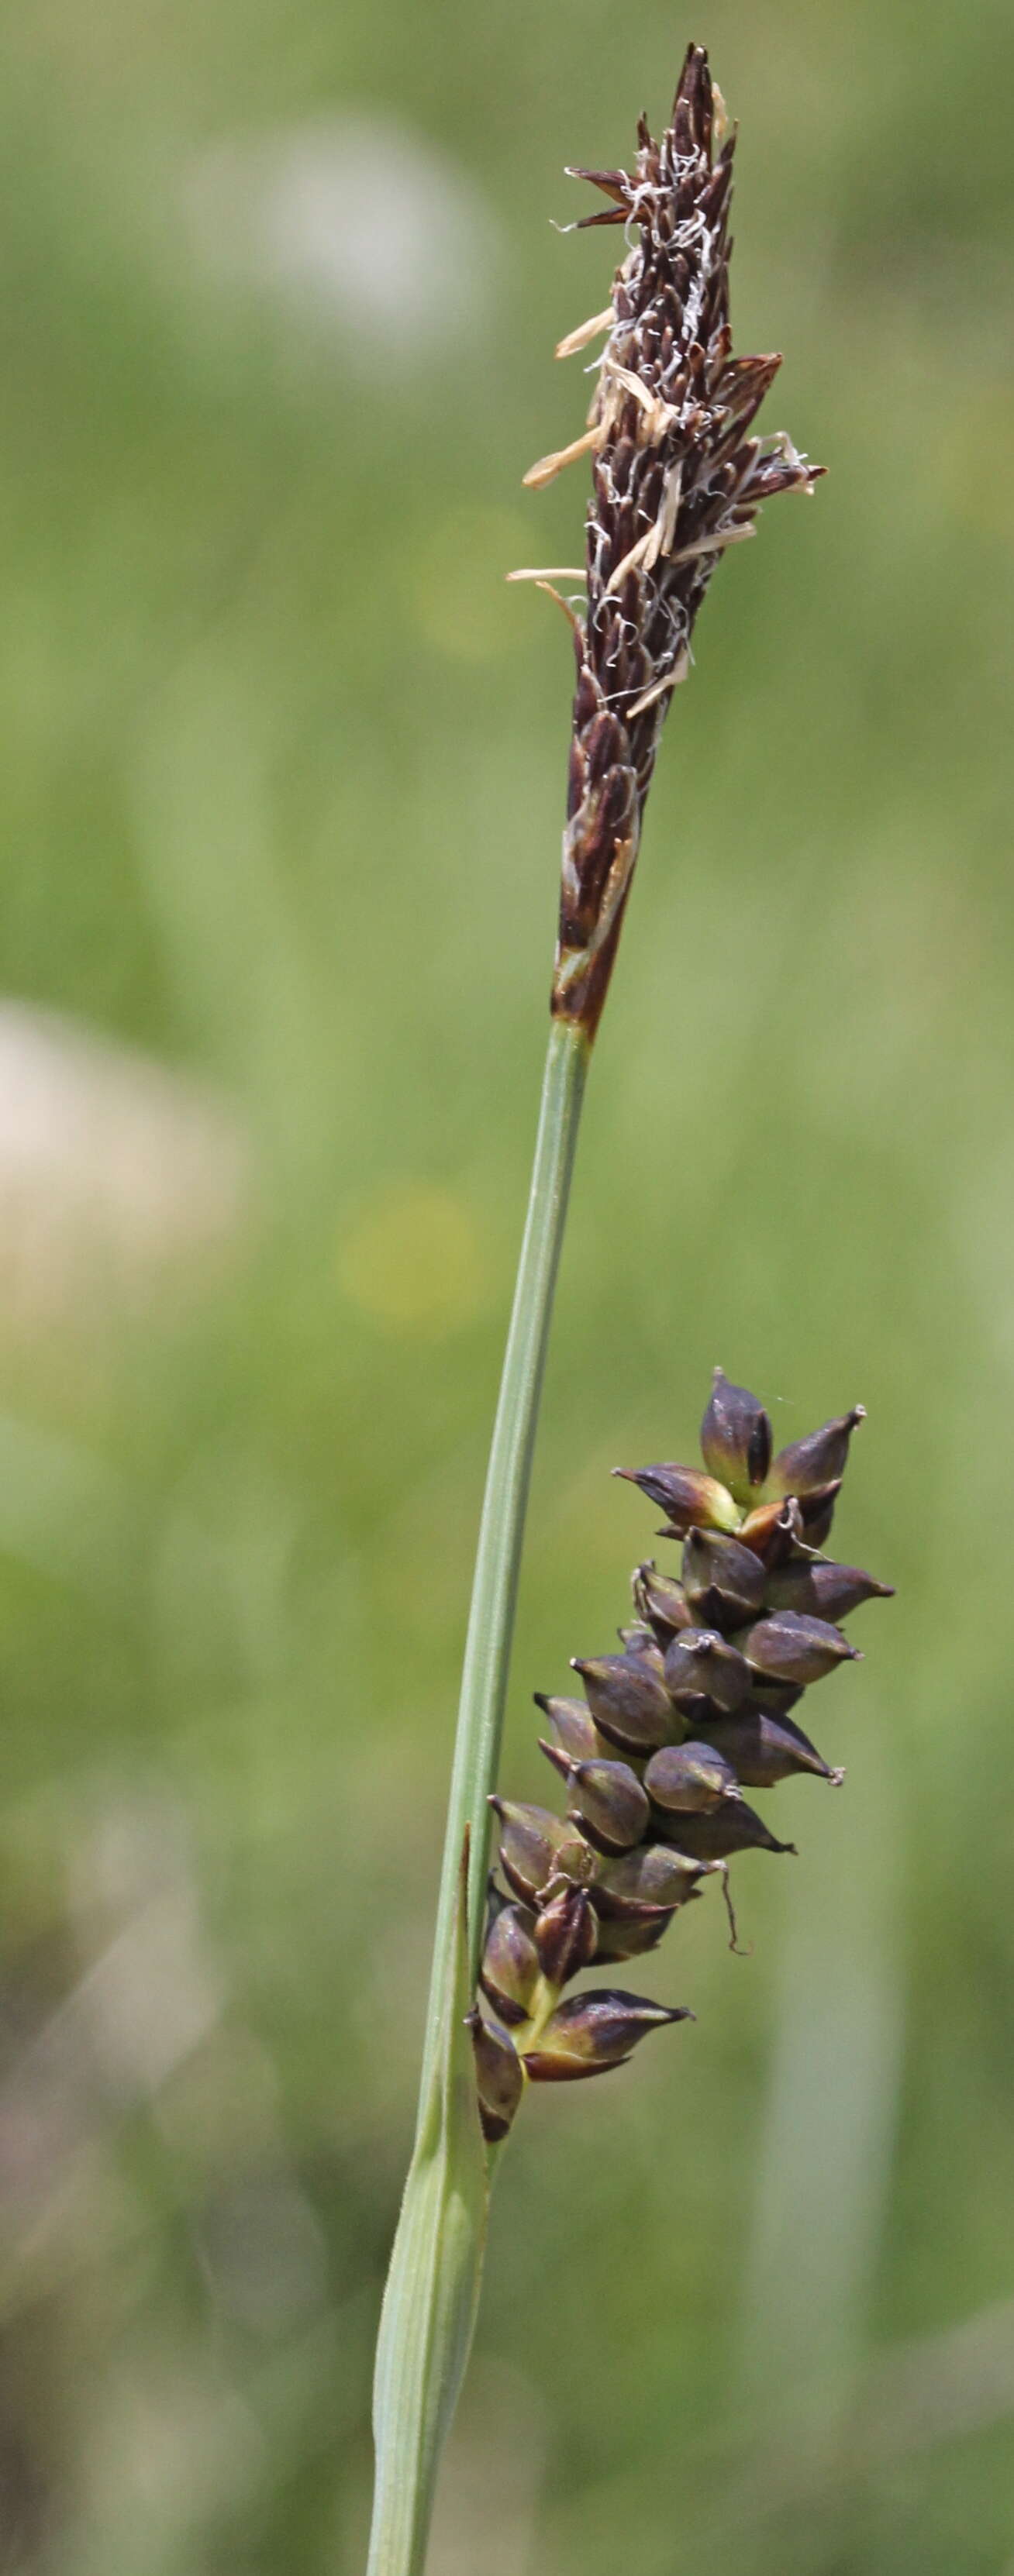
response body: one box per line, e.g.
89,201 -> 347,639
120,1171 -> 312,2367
585,713 -> 622,783
703,165 -> 731,222
575,205 -> 629,233
612,504 -> 636,560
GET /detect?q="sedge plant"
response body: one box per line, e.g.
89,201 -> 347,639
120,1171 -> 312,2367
366,46 -> 886,2575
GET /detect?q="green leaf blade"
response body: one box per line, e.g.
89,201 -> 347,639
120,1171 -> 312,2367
367,1839 -> 489,2576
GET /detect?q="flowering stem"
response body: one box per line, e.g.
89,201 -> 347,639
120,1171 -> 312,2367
367,1014 -> 590,2576
423,1013 -> 590,2048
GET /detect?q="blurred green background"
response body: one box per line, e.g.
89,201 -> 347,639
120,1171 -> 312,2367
1,0 -> 1013,2569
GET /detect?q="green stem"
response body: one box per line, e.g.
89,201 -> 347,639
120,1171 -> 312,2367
367,1013 -> 590,2576
423,1013 -> 590,2063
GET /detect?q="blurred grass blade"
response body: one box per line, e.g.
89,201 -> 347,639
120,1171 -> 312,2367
367,1835 -> 488,2576
367,1018 -> 589,2573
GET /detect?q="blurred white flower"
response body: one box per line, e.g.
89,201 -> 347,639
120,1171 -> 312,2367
183,113 -> 502,359
0,1001 -> 252,1329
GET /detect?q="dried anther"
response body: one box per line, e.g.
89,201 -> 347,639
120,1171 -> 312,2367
474,1369 -> 890,2140
523,48 -> 823,1038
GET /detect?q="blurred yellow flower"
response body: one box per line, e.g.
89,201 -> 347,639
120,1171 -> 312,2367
408,505 -> 533,661
337,1180 -> 488,1334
